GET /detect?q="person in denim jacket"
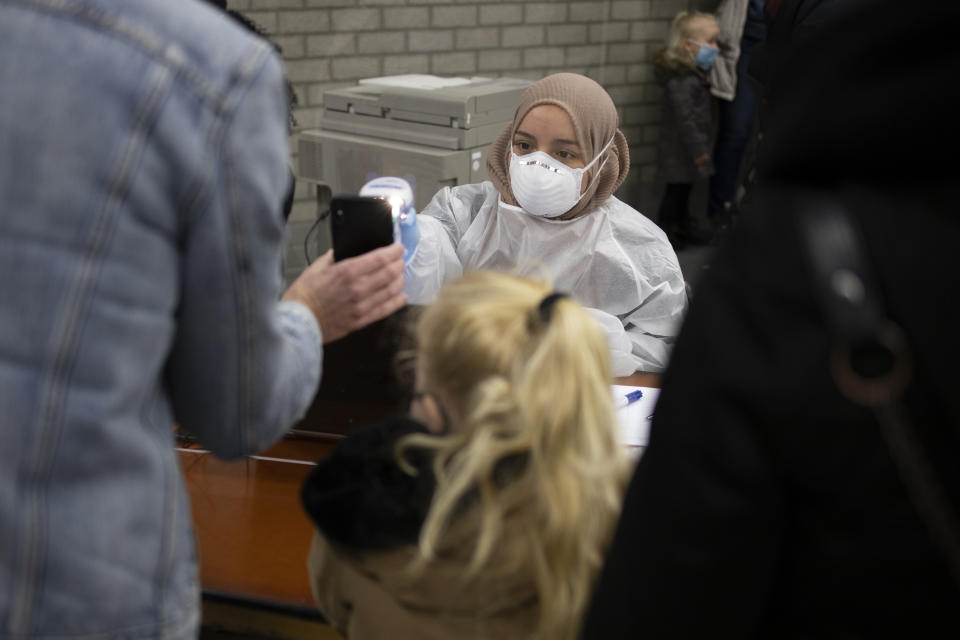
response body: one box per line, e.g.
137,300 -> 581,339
0,1 -> 405,637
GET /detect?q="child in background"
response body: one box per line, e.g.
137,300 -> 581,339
653,11 -> 721,250
301,271 -> 630,640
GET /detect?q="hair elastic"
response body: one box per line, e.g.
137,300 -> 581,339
537,292 -> 568,323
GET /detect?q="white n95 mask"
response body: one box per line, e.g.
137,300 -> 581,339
508,135 -> 614,218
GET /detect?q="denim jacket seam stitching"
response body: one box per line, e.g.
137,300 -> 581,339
7,61 -> 173,634
216,47 -> 275,455
177,45 -> 273,234
12,0 -> 246,114
18,0 -> 237,240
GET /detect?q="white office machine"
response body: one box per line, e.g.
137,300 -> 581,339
296,74 -> 532,252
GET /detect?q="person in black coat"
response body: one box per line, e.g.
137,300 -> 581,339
580,1 -> 960,637
652,11 -> 721,250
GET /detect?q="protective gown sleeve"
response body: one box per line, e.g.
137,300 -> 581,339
402,185 -> 479,303
580,209 -> 688,376
585,265 -> 687,377
625,260 -> 688,374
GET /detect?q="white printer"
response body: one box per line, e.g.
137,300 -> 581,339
297,74 -> 531,221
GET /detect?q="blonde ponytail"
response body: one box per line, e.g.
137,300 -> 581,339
398,271 -> 628,639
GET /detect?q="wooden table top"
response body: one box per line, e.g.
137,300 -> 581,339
179,308 -> 662,610
178,434 -> 337,610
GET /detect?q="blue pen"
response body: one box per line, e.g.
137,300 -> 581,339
615,389 -> 643,409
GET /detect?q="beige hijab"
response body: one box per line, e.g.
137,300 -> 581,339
487,73 -> 631,220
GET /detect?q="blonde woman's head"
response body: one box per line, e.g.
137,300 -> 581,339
401,270 -> 628,640
415,272 -> 608,420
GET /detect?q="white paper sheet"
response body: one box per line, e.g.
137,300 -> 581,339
358,74 -> 482,89
613,385 -> 660,448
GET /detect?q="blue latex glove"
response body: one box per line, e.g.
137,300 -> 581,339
399,208 -> 420,264
359,177 -> 420,265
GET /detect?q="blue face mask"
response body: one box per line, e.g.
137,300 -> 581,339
694,43 -> 719,70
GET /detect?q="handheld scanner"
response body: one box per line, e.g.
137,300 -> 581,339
359,177 -> 415,243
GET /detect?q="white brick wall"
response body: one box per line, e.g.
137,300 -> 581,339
383,7 -> 430,27
479,4 -> 523,25
568,2 -> 611,23
631,20 -> 670,42
285,58 -> 331,83
590,21 -> 630,42
652,0 -> 693,18
331,55 -> 381,79
357,31 -> 405,54
408,29 -> 454,52
225,0 -> 706,281
330,8 -> 381,30
612,0 -> 652,20
306,33 -> 355,57
502,25 -> 545,47
566,44 -> 605,65
524,3 -> 568,24
547,24 -> 588,46
432,50 -> 477,74
609,42 -> 646,63
455,27 -> 500,49
478,48 -> 522,71
384,53 -> 431,74
277,10 -> 329,32
431,6 -> 478,27
523,45 -> 566,68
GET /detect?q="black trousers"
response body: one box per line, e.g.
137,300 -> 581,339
657,182 -> 693,230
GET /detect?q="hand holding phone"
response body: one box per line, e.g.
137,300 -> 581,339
283,244 -> 406,343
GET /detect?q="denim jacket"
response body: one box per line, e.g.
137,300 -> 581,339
0,0 -> 321,637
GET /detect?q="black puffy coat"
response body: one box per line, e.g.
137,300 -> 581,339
653,55 -> 715,184
582,1 -> 960,637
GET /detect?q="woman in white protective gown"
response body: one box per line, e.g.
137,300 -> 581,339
401,73 -> 687,377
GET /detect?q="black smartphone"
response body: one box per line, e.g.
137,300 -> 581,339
330,195 -> 394,261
